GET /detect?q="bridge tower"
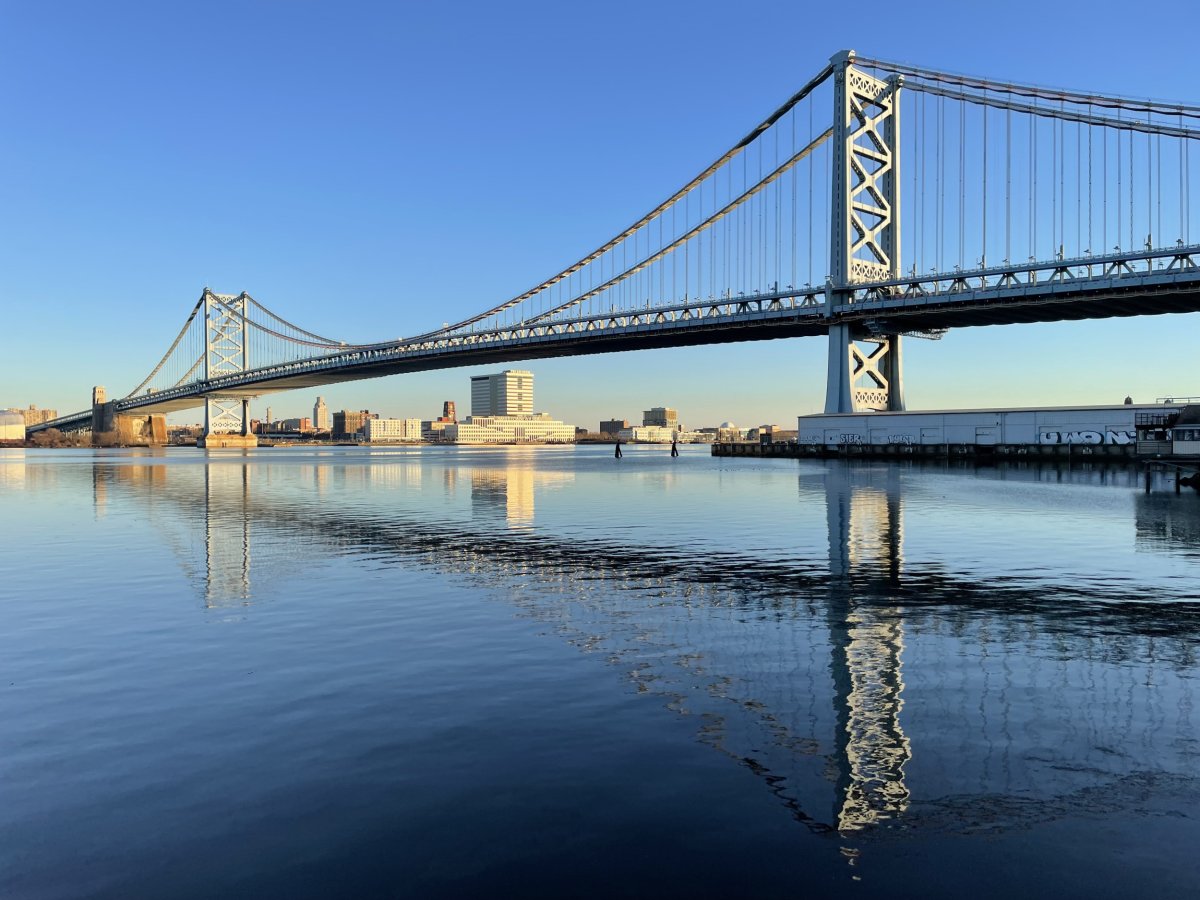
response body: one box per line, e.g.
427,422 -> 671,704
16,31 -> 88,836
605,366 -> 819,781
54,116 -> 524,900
825,50 -> 905,414
199,289 -> 257,448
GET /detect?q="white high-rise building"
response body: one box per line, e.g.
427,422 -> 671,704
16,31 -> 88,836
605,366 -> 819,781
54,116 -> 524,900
313,396 -> 330,431
471,370 -> 533,417
454,369 -> 573,443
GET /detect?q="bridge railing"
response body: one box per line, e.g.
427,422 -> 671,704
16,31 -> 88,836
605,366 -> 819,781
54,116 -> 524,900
844,244 -> 1200,304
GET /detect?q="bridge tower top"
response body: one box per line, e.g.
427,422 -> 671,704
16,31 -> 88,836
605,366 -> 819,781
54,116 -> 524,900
829,51 -> 901,286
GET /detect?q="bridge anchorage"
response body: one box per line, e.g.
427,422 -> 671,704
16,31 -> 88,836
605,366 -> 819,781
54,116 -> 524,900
29,48 -> 1200,442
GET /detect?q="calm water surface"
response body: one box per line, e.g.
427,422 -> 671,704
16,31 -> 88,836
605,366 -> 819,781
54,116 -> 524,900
1,445 -> 1198,898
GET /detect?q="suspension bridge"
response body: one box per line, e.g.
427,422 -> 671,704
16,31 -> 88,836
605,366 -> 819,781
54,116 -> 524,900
31,50 -> 1200,444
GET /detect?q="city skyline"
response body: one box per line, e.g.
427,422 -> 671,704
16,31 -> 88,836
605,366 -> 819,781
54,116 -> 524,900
175,389 -> 759,434
2,2 -> 1199,425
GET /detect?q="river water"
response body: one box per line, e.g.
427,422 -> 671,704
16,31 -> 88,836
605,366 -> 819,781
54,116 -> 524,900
1,445 -> 1198,898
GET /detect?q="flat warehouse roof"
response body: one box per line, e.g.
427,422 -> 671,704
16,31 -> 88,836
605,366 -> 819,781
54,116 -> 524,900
801,404 -> 1181,418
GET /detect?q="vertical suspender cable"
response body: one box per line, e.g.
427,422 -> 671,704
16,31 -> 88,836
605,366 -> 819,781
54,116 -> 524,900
982,99 -> 988,266
959,89 -> 965,268
938,93 -> 944,273
1052,103 -> 1057,253
761,130 -> 767,287
1080,118 -> 1089,255
1087,112 -> 1093,255
1030,113 -> 1036,260
910,92 -> 917,272
724,166 -> 729,297
808,97 -> 813,283
1156,130 -> 1162,249
789,105 -> 796,288
918,93 -> 924,272
790,104 -> 797,288
1116,107 -> 1123,248
661,208 -> 666,301
735,157 -> 740,293
1186,123 -> 1191,244
1005,106 -> 1011,261
1123,125 -> 1132,248
777,117 -> 787,285
1147,111 -> 1152,247
700,170 -> 710,297
1059,109 -> 1065,255
1033,111 -> 1039,257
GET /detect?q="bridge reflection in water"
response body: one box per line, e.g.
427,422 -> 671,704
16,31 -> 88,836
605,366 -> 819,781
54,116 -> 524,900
82,453 -> 1199,841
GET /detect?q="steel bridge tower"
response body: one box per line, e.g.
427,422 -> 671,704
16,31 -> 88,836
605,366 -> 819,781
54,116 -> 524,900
200,289 -> 257,448
825,50 -> 905,414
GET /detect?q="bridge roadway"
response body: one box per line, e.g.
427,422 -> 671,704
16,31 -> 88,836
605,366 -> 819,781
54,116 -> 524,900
35,244 -> 1200,433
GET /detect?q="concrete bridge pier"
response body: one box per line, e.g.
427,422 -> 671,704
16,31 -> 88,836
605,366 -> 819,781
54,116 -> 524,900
198,396 -> 257,449
91,386 -> 167,446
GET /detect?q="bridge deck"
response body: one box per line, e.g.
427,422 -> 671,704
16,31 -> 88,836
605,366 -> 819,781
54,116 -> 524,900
32,249 -> 1200,434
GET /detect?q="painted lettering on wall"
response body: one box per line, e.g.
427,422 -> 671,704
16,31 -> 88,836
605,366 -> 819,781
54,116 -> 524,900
1038,430 -> 1135,445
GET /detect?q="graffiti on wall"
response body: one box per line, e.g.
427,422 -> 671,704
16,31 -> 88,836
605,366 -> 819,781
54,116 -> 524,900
1038,430 -> 1135,445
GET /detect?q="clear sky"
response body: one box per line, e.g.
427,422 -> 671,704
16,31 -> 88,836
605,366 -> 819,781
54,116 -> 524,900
2,0 -> 1197,430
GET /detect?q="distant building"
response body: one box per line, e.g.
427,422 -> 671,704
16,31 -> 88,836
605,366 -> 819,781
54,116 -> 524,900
364,418 -> 423,442
600,419 -> 628,435
313,396 -> 330,431
471,370 -> 533,417
7,405 -> 57,426
643,407 -> 678,428
441,400 -> 457,423
446,414 -> 575,444
279,417 -> 313,433
167,424 -> 203,444
754,425 -> 797,444
714,421 -> 747,442
422,420 -> 453,441
333,409 -> 376,439
0,410 -> 24,442
619,424 -> 702,443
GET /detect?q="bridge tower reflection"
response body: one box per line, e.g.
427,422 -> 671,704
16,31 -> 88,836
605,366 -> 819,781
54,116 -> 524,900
824,465 -> 911,831
203,462 -> 251,605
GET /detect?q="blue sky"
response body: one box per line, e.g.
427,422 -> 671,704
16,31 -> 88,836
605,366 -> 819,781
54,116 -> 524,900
2,0 -> 1197,429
